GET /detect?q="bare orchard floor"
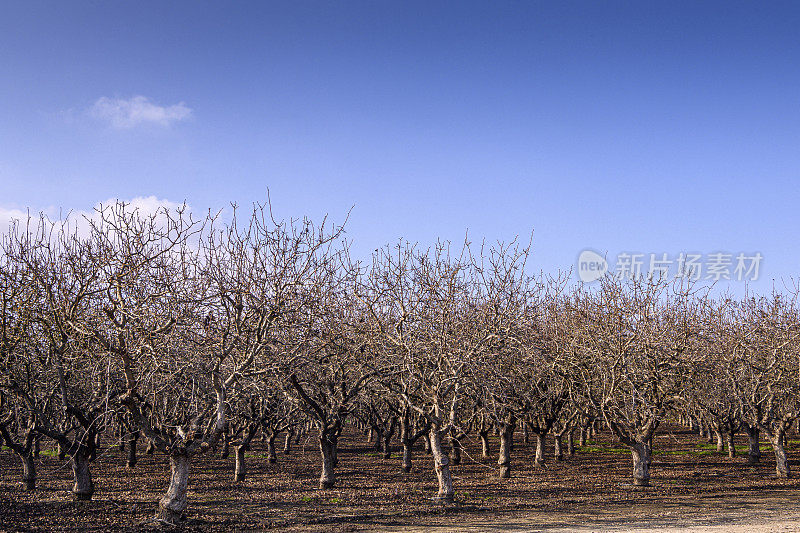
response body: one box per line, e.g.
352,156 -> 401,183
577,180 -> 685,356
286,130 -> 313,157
2,424 -> 800,532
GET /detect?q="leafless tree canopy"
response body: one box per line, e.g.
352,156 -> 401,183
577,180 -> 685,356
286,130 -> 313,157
1,201 -> 798,523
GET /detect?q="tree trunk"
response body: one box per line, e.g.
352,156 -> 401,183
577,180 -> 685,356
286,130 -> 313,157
522,422 -> 530,444
400,414 -> 414,472
21,452 -> 36,491
497,421 -> 514,479
424,433 -> 432,454
383,433 -> 393,459
449,435 -> 462,465
429,425 -> 454,502
534,433 -> 546,466
372,427 -> 382,452
579,427 -> 587,446
234,444 -> 247,482
157,454 -> 190,525
284,430 -> 293,455
554,434 -> 564,461
479,431 -> 490,458
267,434 -> 277,463
126,430 -> 139,468
567,429 -> 575,456
71,450 -> 94,500
58,441 -> 66,460
726,427 -> 736,459
319,436 -> 336,489
745,425 -> 761,464
771,430 -> 791,478
630,441 -> 652,486
220,436 -> 229,459
146,439 -> 155,455
714,428 -> 724,453
402,443 -> 413,473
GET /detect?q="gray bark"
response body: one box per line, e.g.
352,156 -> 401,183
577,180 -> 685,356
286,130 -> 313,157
126,430 -> 139,468
449,435 -> 462,465
22,452 -> 36,491
554,434 -> 564,461
71,451 -> 94,500
745,425 -> 761,464
534,433 -> 546,466
234,444 -> 247,482
429,425 -> 454,502
497,420 -> 514,479
319,437 -> 336,489
726,427 -> 736,459
631,441 -> 652,486
284,430 -> 293,455
771,431 -> 791,478
714,428 -> 724,453
267,434 -> 277,463
479,431 -> 491,458
157,454 -> 190,525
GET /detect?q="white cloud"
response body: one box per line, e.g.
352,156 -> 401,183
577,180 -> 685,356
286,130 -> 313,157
0,207 -> 32,237
0,197 -> 187,241
90,96 -> 192,128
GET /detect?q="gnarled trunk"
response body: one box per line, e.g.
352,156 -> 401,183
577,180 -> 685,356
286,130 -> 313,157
714,428 -> 724,453
234,444 -> 248,482
157,454 -> 190,525
497,419 -> 515,479
534,433 -> 546,466
726,427 -> 736,459
770,430 -> 790,478
554,434 -> 564,461
283,430 -> 293,455
145,439 -> 155,455
383,433 -> 393,459
567,429 -> 575,456
479,430 -> 490,458
745,425 -> 761,464
126,430 -> 139,468
449,435 -> 462,465
429,425 -> 454,502
402,443 -> 413,472
267,434 -> 277,463
319,436 -> 336,489
71,450 -> 94,500
631,441 -> 652,486
220,436 -> 230,459
21,452 -> 36,491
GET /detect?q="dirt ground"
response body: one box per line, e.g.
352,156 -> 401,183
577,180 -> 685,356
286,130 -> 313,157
3,424 -> 800,532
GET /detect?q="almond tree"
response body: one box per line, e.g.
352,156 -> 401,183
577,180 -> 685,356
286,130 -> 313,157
574,277 -> 702,486
727,292 -> 800,478
1,215 -> 113,500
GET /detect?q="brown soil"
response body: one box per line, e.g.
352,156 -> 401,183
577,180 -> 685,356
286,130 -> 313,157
2,425 -> 800,531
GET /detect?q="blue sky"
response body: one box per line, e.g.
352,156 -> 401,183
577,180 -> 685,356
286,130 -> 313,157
1,1 -> 798,295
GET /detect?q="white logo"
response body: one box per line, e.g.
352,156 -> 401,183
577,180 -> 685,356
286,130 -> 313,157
577,250 -> 607,282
